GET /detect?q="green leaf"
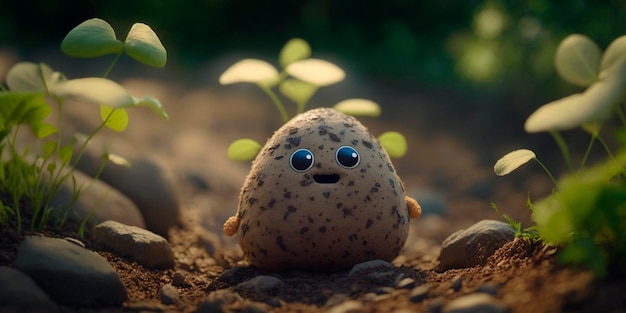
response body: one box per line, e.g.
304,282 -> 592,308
377,131 -> 407,158
227,139 -> 262,161
61,18 -> 124,58
0,93 -> 51,129
124,23 -> 167,68
333,99 -> 381,117
42,141 -> 57,159
5,62 -> 66,94
554,34 -> 601,87
100,106 -> 129,132
493,149 -> 536,176
278,79 -> 317,104
106,152 -> 131,168
31,122 -> 58,139
219,59 -> 280,86
59,145 -> 73,165
132,96 -> 169,120
51,78 -> 134,107
279,38 -> 311,68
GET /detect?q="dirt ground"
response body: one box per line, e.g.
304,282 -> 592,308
1,71 -> 625,312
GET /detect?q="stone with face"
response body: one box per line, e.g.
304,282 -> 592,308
223,108 -> 420,271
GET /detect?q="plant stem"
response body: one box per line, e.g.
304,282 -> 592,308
103,53 -> 122,79
533,157 -> 559,191
550,130 -> 573,172
261,85 -> 289,123
580,134 -> 597,170
597,134 -> 615,160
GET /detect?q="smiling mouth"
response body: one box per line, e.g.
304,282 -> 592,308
313,174 -> 340,184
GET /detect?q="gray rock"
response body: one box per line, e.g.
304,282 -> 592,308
438,220 -> 515,271
49,168 -> 145,229
443,293 -> 508,313
92,220 -> 175,269
348,259 -> 393,276
159,283 -> 180,305
15,235 -> 127,307
450,275 -> 463,291
76,147 -> 181,237
475,283 -> 499,296
0,266 -> 59,312
172,271 -> 188,287
235,275 -> 284,295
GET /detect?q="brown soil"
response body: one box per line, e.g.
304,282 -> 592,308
1,78 -> 625,312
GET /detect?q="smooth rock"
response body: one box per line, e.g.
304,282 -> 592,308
235,275 -> 284,295
0,266 -> 58,312
92,220 -> 175,269
443,293 -> 508,313
326,300 -> 363,313
438,220 -> 515,271
450,275 -> 463,291
76,146 -> 181,237
49,168 -> 145,229
396,277 -> 417,290
15,235 -> 127,307
348,259 -> 393,276
409,284 -> 431,303
159,283 -> 180,305
172,271 -> 188,287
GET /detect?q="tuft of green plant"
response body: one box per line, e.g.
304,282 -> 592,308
493,33 -> 626,277
218,38 -> 407,161
0,18 -> 169,233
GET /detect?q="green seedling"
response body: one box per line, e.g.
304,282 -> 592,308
494,33 -> 626,277
0,18 -> 168,233
219,38 -> 407,161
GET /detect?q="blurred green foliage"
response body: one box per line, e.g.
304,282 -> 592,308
1,0 -> 626,96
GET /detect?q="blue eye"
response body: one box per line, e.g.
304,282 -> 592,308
336,146 -> 359,168
290,149 -> 314,172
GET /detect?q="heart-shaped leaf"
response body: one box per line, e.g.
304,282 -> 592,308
100,105 -> 129,132
279,38 -> 311,68
377,131 -> 407,158
494,149 -> 536,176
51,78 -> 134,107
333,98 -> 381,117
555,34 -> 601,87
285,58 -> 345,86
227,138 -> 262,161
279,79 -> 317,104
124,23 -> 167,68
61,18 -> 124,58
6,62 -> 66,94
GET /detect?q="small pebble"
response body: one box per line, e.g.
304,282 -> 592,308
475,283 -> 499,296
428,297 -> 446,313
241,302 -> 268,313
172,271 -> 188,287
235,275 -> 284,295
325,293 -> 349,307
326,300 -> 363,313
373,286 -> 394,295
409,284 -> 431,303
348,259 -> 393,276
265,298 -> 283,307
450,275 -> 463,292
396,277 -> 417,289
159,283 -> 180,305
443,293 -> 507,313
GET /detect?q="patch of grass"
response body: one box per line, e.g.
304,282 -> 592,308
0,18 -> 169,234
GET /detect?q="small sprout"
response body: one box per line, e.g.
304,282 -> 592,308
219,59 -> 280,86
554,34 -> 601,87
100,106 -> 129,132
51,77 -> 134,108
124,23 -> 167,68
285,58 -> 345,86
227,139 -> 262,161
494,149 -> 536,176
279,38 -> 311,68
61,18 -> 124,58
377,131 -> 407,158
333,98 -> 381,117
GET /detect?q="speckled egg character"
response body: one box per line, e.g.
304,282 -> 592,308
223,108 -> 421,271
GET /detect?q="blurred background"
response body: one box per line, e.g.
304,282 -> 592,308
1,0 -> 625,236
